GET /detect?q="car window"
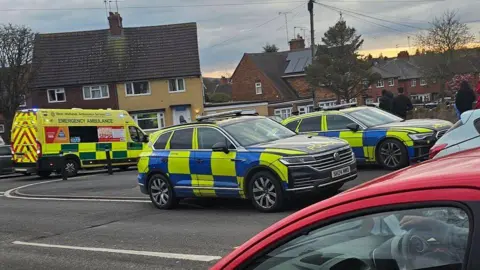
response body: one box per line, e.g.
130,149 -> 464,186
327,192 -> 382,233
0,145 -> 10,156
326,115 -> 356,130
474,118 -> 480,134
246,206 -> 470,270
285,120 -> 300,132
129,126 -> 146,143
153,132 -> 172,150
197,128 -> 234,150
222,118 -> 295,147
298,116 -> 321,132
170,128 -> 193,150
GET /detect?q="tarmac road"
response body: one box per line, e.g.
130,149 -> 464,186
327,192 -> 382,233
0,167 -> 389,269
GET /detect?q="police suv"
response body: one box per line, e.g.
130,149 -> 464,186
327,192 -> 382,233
137,111 -> 357,212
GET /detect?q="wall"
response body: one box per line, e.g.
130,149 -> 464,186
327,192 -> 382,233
204,103 -> 269,116
31,83 -> 119,109
231,55 -> 283,103
284,76 -> 335,102
116,77 -> 204,127
399,79 -> 441,96
409,105 -> 457,123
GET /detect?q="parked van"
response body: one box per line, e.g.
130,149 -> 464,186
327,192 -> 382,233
11,109 -> 148,177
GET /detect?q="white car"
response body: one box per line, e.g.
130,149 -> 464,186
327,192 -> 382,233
430,109 -> 480,159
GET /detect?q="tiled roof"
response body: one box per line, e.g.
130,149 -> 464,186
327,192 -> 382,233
32,23 -> 201,88
371,65 -> 398,79
247,52 -> 298,100
376,59 -> 421,80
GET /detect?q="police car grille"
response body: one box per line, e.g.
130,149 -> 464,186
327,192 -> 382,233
436,130 -> 447,139
311,148 -> 354,171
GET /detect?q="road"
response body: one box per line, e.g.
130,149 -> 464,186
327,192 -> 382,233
0,167 -> 389,269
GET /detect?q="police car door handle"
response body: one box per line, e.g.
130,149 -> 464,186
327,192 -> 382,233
195,159 -> 204,164
231,159 -> 245,162
161,158 -> 168,163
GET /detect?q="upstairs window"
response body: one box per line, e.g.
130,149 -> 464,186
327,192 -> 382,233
411,79 -> 417,87
47,88 -> 66,103
255,82 -> 263,95
388,78 -> 395,86
420,79 -> 427,86
83,85 -> 109,100
376,80 -> 384,88
126,81 -> 150,96
169,78 -> 186,93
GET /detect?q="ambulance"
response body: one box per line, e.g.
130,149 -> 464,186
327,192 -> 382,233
11,108 -> 148,178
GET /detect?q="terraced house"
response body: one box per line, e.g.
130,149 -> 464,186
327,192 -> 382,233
31,12 -> 203,132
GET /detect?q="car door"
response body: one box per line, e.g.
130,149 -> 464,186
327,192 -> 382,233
166,127 -> 199,197
324,114 -> 365,162
297,116 -> 322,136
193,127 -> 239,197
222,188 -> 480,270
0,145 -> 12,174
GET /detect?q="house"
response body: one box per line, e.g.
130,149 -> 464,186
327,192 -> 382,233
231,35 -> 335,119
203,76 -> 232,103
31,12 -> 203,131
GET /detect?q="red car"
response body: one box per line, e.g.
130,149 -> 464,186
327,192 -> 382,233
212,148 -> 480,270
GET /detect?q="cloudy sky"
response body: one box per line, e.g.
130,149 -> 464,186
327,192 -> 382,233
1,0 -> 479,77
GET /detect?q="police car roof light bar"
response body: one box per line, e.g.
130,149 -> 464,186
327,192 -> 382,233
196,110 -> 258,121
319,102 -> 358,111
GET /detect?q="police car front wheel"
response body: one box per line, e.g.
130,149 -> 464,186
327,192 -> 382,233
249,171 -> 284,212
149,174 -> 178,210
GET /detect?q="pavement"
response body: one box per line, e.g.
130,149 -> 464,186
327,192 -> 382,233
0,166 -> 389,269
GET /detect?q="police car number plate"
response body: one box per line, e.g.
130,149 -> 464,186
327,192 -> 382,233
332,166 -> 350,178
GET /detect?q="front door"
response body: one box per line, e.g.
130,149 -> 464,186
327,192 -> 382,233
324,114 -> 365,162
193,127 -> 239,198
172,106 -> 192,125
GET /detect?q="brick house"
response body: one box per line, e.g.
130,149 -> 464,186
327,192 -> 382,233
231,35 -> 335,119
31,12 -> 203,132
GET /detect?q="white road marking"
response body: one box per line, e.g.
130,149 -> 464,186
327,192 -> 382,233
0,192 -> 4,196
4,178 -> 150,203
12,241 -> 222,262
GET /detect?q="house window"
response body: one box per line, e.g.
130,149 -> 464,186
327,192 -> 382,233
420,79 -> 427,86
318,100 -> 336,108
0,124 -> 4,133
169,78 -> 186,93
125,81 -> 150,96
376,80 -> 384,88
274,107 -> 292,119
19,95 -> 26,107
388,78 -> 395,87
83,85 -> 109,100
411,79 -> 417,87
365,98 -> 374,104
298,105 -> 313,115
255,82 -> 263,95
132,112 -> 165,131
47,88 -> 66,103
349,98 -> 357,104
411,94 -> 430,103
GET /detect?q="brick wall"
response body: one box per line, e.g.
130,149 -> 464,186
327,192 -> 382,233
367,78 -> 399,101
399,79 -> 441,95
284,76 -> 336,102
31,83 -> 119,109
231,55 -> 283,102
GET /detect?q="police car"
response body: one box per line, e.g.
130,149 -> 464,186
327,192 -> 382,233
282,105 -> 452,170
137,110 -> 357,212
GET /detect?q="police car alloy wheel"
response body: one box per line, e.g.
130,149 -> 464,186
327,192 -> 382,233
149,174 -> 177,210
378,139 -> 408,170
249,171 -> 284,212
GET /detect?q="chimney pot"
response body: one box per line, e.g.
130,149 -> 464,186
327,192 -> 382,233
289,35 -> 305,51
108,12 -> 123,36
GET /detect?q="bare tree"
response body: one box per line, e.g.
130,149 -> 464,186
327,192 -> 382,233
416,10 -> 475,58
0,24 -> 36,143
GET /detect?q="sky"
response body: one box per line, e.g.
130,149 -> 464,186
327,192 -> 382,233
0,0 -> 479,78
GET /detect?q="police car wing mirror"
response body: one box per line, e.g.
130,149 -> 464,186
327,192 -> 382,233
142,136 -> 149,143
212,142 -> 229,154
347,123 -> 360,132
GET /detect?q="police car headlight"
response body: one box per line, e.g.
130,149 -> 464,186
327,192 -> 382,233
408,133 -> 434,141
280,156 -> 316,165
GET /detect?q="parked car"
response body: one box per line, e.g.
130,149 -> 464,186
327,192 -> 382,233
138,110 -> 357,212
0,144 -> 13,175
212,147 -> 479,270
430,109 -> 480,159
282,105 -> 452,170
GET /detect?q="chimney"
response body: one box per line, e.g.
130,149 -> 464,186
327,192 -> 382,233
220,76 -> 228,85
108,12 -> 123,36
289,34 -> 306,51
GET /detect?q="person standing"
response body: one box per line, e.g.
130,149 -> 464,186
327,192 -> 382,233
379,89 -> 393,113
392,87 -> 413,119
455,81 -> 476,116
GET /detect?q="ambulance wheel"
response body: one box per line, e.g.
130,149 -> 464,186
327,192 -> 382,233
377,139 -> 408,170
149,174 -> 178,210
37,171 -> 51,178
64,159 -> 79,177
119,166 -> 129,171
248,171 -> 284,213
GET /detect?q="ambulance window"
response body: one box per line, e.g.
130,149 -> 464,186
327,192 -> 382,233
170,128 -> 193,150
129,126 -> 145,143
69,126 -> 99,143
153,132 -> 172,150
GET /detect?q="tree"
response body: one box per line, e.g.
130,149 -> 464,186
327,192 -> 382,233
397,50 -> 409,58
415,48 -> 421,56
415,10 -> 475,97
305,19 -> 380,102
206,92 -> 231,103
367,54 -> 373,60
0,24 -> 36,143
416,10 -> 475,58
262,43 -> 279,53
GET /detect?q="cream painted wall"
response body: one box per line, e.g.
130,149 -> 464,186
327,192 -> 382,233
117,77 -> 204,127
